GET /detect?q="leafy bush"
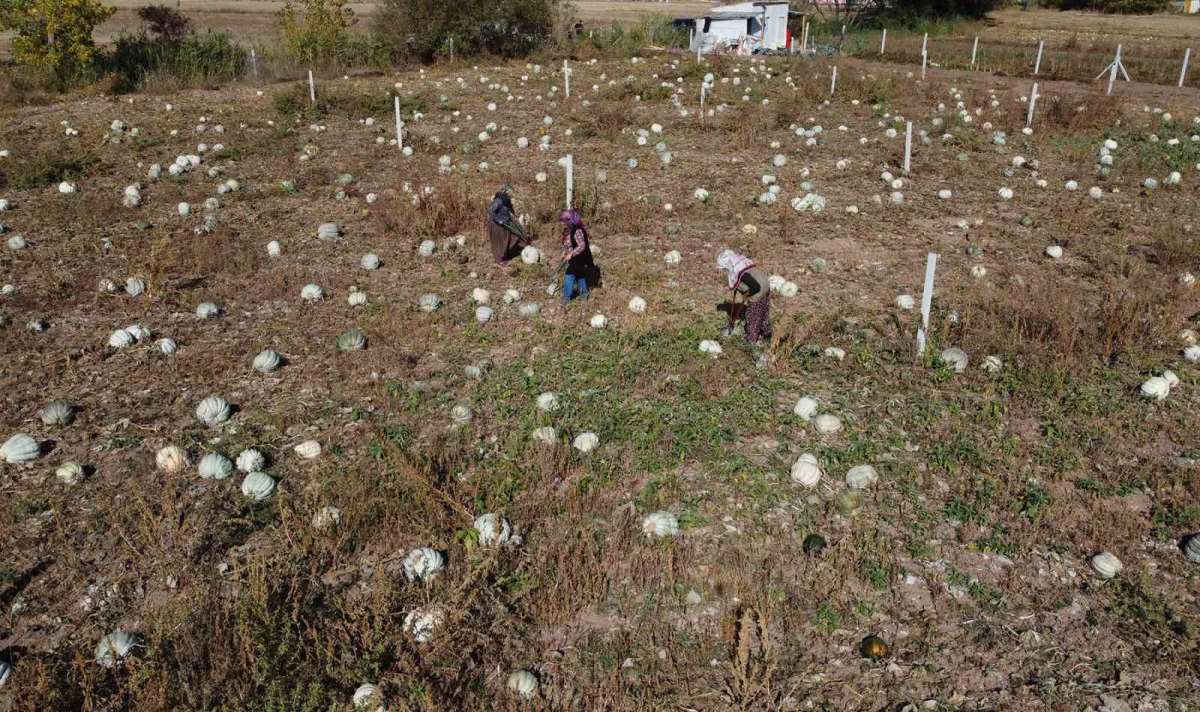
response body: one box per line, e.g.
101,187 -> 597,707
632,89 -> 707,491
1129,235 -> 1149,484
0,0 -> 115,82
585,15 -> 689,56
277,0 -> 367,65
375,0 -> 559,62
107,32 -> 248,92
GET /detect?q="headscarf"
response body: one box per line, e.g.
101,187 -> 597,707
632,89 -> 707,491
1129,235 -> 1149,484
558,208 -> 583,230
716,249 -> 755,289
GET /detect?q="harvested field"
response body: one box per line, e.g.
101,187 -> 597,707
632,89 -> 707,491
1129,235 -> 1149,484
1,46 -> 1199,711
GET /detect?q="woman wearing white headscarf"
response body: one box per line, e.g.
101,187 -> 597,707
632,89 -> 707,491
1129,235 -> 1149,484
716,249 -> 772,343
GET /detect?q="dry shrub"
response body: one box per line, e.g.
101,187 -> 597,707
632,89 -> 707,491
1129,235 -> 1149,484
373,180 -> 477,245
1037,92 -> 1123,134
133,226 -> 263,284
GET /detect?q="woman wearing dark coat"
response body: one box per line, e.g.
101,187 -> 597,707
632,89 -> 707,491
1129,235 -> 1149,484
487,188 -> 528,263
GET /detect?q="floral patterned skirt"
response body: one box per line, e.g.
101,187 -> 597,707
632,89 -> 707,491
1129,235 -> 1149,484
745,292 -> 772,344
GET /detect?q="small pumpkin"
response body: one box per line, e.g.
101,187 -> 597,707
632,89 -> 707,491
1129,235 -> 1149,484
859,634 -> 889,660
56,461 -> 85,485
294,440 -> 321,459
506,670 -> 539,700
195,395 -> 232,426
108,329 -> 134,348
195,302 -> 220,319
474,513 -> 513,547
0,433 -> 40,463
790,453 -> 822,488
845,464 -> 879,490
40,400 -> 75,426
236,448 -> 265,473
252,349 -> 282,373
573,432 -> 599,453
155,445 -> 188,473
360,253 -> 381,270
95,631 -> 138,668
300,284 -> 324,302
641,511 -> 679,538
337,329 -> 367,351
403,607 -> 445,643
402,547 -> 444,582
240,471 -> 275,501
198,452 -> 233,479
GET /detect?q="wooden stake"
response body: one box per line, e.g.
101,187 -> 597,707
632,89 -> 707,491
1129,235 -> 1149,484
394,96 -> 403,151
921,51 -> 927,80
830,66 -> 837,96
1107,44 -> 1121,96
1181,47 -> 1191,88
1034,39 -> 1044,75
308,69 -> 315,103
1026,82 -> 1039,128
921,32 -> 928,57
903,121 -> 913,174
250,48 -> 257,78
564,59 -> 570,98
971,36 -> 979,69
880,28 -> 887,54
917,252 -> 939,357
564,154 -> 574,210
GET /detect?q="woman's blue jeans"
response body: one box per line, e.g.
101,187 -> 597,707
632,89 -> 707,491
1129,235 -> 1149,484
563,273 -> 589,303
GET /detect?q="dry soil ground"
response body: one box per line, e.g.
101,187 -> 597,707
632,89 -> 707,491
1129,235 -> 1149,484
1,41 -> 1199,712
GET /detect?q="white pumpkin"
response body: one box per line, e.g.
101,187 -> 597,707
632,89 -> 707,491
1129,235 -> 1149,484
982,355 -> 1003,374
418,240 -> 436,257
1184,344 -> 1200,363
337,329 -> 367,350
1045,245 -> 1063,260
536,392 -> 559,412
474,513 -> 513,546
520,245 -> 541,264
108,329 -> 135,348
419,293 -> 442,312
475,306 -> 494,323
300,284 -> 324,302
352,683 -> 383,710
40,400 -> 74,426
240,471 -> 275,501
0,660 -> 10,687
56,461 -> 85,485
450,404 -> 473,425
253,349 -> 282,373
507,670 -> 539,700
846,464 -> 879,489
195,302 -> 220,319
793,397 -> 819,421
790,453 -> 822,488
267,240 -> 282,257
348,290 -> 367,306
518,302 -> 540,317
158,338 -> 178,355
155,445 -> 188,473
472,287 -> 491,304
402,547 -> 444,582
939,348 -> 969,373
294,440 -> 322,459
360,253 -> 381,270
589,313 -> 608,329
628,296 -> 647,314
531,426 -> 557,444
94,631 -> 138,668
195,395 -> 232,426
125,277 -> 146,297
1140,376 -> 1170,402
236,448 -> 265,473
125,324 -> 150,341
664,250 -> 681,265
813,414 -> 842,434
198,452 -> 233,479
1091,551 -> 1122,579
698,340 -> 722,357
1162,370 -> 1180,389
641,511 -> 679,538
895,294 -> 915,310
572,432 -> 599,453
317,223 -> 341,240
403,607 -> 445,643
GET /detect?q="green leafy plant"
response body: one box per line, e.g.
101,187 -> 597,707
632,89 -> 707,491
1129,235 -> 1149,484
0,0 -> 115,82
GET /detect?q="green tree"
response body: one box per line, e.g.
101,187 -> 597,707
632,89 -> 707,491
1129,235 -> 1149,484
277,0 -> 356,64
0,0 -> 115,80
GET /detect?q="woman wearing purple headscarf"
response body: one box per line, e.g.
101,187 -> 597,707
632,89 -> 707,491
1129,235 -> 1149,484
716,249 -> 772,344
558,209 -> 594,304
